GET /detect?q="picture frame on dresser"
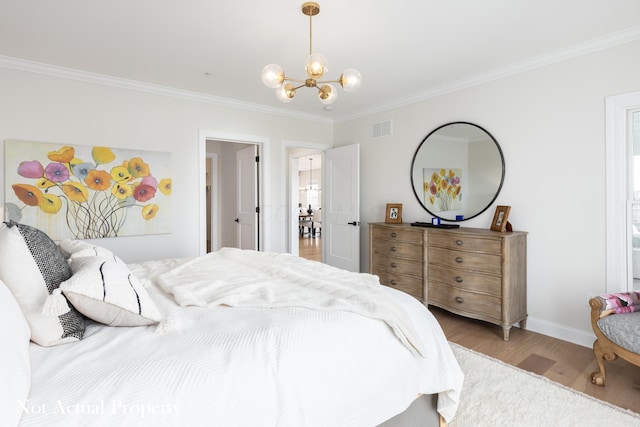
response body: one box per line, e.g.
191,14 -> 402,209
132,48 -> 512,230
490,205 -> 511,232
385,203 -> 403,224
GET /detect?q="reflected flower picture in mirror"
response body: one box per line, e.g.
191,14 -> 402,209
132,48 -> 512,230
423,168 -> 462,212
5,140 -> 172,239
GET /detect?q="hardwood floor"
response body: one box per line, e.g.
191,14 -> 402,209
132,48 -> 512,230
299,235 -> 321,262
431,306 -> 640,413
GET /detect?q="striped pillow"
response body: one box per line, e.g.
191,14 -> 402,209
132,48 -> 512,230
59,241 -> 162,326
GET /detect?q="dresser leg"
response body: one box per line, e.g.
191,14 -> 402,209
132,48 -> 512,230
520,318 -> 527,330
502,326 -> 510,341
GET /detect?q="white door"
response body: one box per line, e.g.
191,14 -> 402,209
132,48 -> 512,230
323,144 -> 360,272
236,145 -> 257,250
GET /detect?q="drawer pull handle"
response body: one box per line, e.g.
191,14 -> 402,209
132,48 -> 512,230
390,262 -> 397,268
455,257 -> 464,263
455,296 -> 464,304
390,232 -> 397,238
455,276 -> 463,283
455,240 -> 463,246
390,246 -> 397,252
390,280 -> 398,286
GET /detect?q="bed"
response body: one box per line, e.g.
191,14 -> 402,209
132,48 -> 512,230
0,221 -> 464,427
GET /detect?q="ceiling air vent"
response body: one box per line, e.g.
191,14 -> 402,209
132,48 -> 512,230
372,120 -> 393,139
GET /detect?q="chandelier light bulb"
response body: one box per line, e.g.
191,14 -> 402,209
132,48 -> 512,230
305,53 -> 328,79
318,84 -> 337,105
276,83 -> 296,103
261,64 -> 285,88
340,68 -> 362,92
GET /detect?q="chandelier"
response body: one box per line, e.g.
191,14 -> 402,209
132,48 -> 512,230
261,2 -> 362,105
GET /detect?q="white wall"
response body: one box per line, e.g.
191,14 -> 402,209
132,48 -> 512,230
334,39 -> 640,346
0,67 -> 333,262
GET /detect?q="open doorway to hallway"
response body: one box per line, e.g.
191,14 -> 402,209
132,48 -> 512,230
296,152 -> 322,262
205,139 -> 259,252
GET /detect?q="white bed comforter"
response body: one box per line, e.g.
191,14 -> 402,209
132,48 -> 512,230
22,254 -> 463,427
156,248 -> 425,357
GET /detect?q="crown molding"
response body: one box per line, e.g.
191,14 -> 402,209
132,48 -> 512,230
0,55 -> 332,125
2,24 -> 639,127
335,24 -> 640,124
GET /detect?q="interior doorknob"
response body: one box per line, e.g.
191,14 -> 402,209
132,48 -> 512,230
234,218 -> 239,223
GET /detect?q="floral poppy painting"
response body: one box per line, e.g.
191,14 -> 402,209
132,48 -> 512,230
423,168 -> 462,212
4,140 -> 172,239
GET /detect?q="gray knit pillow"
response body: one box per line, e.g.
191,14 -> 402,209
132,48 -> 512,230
0,221 -> 85,346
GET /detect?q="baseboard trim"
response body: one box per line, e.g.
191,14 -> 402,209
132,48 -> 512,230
525,316 -> 595,349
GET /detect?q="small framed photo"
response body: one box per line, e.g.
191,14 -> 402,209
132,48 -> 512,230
385,203 -> 403,224
490,205 -> 511,232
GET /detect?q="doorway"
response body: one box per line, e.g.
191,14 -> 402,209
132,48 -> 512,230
202,131 -> 265,254
286,143 -> 361,272
297,153 -> 322,262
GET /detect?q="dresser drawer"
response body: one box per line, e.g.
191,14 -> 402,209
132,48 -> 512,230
428,264 -> 501,296
371,254 -> 424,277
373,269 -> 424,300
428,247 -> 501,276
428,283 -> 501,322
371,238 -> 422,261
371,226 -> 424,244
428,232 -> 502,254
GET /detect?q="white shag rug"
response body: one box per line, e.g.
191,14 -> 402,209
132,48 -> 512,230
449,342 -> 640,427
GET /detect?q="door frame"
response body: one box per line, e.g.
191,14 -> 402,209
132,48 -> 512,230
199,129 -> 269,256
282,139 -> 331,255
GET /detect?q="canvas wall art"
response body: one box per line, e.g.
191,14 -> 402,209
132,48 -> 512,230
4,140 -> 172,240
423,168 -> 462,212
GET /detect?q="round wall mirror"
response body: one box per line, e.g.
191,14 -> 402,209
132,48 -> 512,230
410,122 -> 505,221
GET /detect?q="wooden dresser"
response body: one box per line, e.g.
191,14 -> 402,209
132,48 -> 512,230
369,223 -> 527,340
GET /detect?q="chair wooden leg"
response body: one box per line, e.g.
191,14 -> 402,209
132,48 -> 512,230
591,339 -> 617,386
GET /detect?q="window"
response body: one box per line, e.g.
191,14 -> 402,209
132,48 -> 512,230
630,110 -> 640,289
606,91 -> 640,293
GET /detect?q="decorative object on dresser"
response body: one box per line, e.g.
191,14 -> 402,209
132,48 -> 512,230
370,223 -> 527,340
385,203 -> 403,224
490,205 -> 512,232
410,122 -> 505,222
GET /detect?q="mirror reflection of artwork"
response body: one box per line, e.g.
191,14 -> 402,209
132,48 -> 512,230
410,122 -> 504,221
423,168 -> 462,212
5,140 -> 172,239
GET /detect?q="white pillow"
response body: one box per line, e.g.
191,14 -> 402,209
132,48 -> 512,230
0,221 -> 85,346
0,279 -> 31,427
60,251 -> 162,326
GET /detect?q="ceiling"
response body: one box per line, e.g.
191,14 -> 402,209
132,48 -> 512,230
1,1 -> 640,122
